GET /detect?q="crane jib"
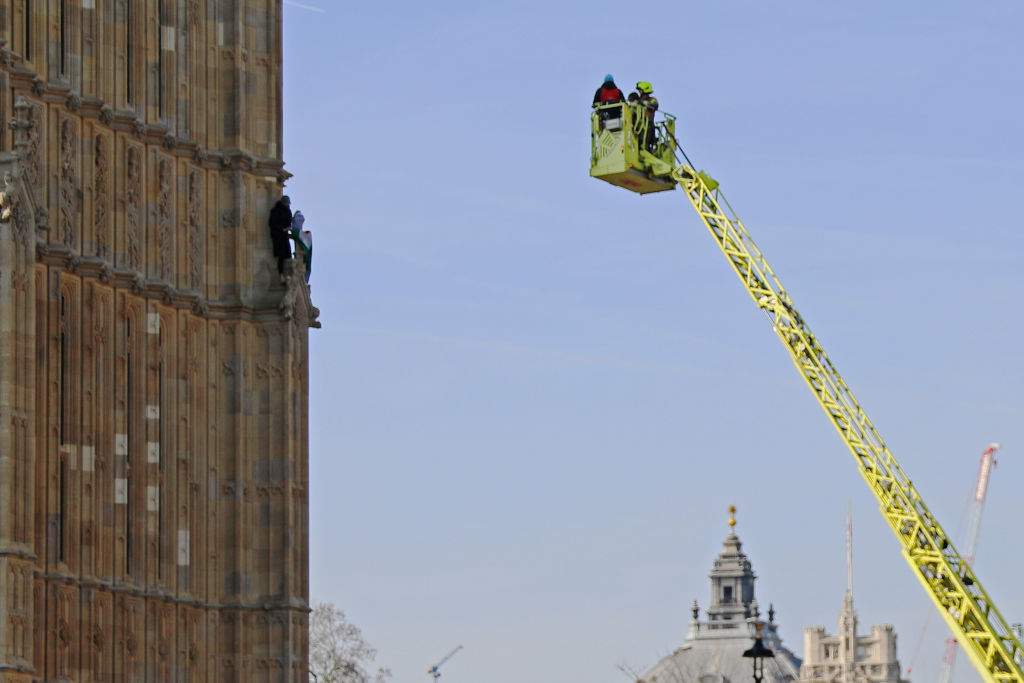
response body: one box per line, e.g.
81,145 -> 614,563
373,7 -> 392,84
667,164 -> 1024,683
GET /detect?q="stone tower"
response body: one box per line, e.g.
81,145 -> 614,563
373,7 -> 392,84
0,2 -> 317,681
799,510 -> 908,683
799,599 -> 908,683
705,516 -> 758,626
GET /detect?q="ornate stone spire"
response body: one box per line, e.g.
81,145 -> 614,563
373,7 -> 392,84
839,502 -> 858,683
706,505 -> 758,623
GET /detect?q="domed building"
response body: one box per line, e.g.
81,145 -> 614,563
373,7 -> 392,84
639,511 -> 802,683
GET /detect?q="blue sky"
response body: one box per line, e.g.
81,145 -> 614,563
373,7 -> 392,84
282,3 -> 1024,682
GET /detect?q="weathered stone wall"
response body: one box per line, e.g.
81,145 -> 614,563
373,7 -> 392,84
0,2 -> 315,681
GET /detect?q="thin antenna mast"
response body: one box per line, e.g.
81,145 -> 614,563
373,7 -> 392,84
846,499 -> 853,595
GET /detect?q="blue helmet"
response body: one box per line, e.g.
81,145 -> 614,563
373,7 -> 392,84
603,74 -> 614,84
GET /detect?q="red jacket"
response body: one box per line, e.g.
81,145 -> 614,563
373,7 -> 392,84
593,83 -> 625,106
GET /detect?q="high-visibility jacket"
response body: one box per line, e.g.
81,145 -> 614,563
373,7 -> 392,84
638,93 -> 658,119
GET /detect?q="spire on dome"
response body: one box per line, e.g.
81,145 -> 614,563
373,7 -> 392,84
705,508 -> 757,624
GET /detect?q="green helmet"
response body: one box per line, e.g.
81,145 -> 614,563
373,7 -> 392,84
636,81 -> 653,94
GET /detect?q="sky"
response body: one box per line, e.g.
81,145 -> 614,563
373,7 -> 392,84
280,3 -> 1024,683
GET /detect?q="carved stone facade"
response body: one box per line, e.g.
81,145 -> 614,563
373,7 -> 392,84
799,593 -> 908,683
0,3 -> 317,682
800,511 -> 908,683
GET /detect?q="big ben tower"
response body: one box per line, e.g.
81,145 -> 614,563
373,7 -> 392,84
0,2 -> 317,681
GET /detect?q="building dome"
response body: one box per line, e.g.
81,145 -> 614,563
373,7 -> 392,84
640,514 -> 801,683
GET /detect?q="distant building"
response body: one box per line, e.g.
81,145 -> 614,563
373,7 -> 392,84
640,511 -> 801,683
799,506 -> 908,683
799,592 -> 907,683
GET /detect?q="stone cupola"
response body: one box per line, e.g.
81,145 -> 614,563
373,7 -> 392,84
706,505 -> 759,626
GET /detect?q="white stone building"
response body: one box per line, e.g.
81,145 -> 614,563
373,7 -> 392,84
799,590 -> 908,683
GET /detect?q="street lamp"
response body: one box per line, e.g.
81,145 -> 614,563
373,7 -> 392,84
742,622 -> 774,683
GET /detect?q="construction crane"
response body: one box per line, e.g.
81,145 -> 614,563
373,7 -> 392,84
938,443 -> 1002,683
428,645 -> 463,681
589,100 -> 1024,683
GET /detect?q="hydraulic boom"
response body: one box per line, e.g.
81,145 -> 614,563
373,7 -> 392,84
938,443 -> 1001,683
666,164 -> 1023,683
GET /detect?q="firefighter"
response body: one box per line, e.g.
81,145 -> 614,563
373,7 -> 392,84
634,81 -> 659,152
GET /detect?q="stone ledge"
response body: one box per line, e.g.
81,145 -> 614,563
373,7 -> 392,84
35,243 -> 319,327
36,571 -> 313,613
3,62 -> 290,182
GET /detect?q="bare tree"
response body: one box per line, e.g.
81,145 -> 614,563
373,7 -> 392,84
618,661 -> 647,682
618,650 -> 707,683
309,602 -> 391,683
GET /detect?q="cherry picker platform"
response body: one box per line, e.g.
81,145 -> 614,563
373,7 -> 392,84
590,102 -> 677,194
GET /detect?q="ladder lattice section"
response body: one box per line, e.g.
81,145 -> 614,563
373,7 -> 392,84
669,165 -> 1023,683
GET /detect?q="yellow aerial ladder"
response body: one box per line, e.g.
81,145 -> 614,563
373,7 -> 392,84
590,103 -> 1024,683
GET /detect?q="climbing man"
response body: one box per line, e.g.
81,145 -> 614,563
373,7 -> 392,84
592,74 -> 625,128
634,81 -> 659,152
268,195 -> 293,281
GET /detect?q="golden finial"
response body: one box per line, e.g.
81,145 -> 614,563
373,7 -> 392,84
728,505 -> 737,528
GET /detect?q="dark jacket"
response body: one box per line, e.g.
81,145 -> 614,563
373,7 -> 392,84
268,200 -> 293,257
593,82 -> 625,107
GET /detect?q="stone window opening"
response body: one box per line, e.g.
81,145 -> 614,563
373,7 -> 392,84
157,0 -> 164,117
58,287 -> 71,567
23,0 -> 32,63
125,314 -> 134,576
156,322 -> 165,580
59,0 -> 67,75
58,455 -> 67,564
59,293 -> 68,445
125,1 -> 134,106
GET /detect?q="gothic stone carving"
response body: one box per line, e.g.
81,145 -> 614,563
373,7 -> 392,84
125,145 -> 142,271
23,100 -> 42,206
188,168 -> 204,291
60,117 -> 79,247
94,134 -> 110,258
157,158 -> 173,281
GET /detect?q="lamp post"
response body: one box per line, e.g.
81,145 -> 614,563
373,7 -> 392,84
743,622 -> 774,683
